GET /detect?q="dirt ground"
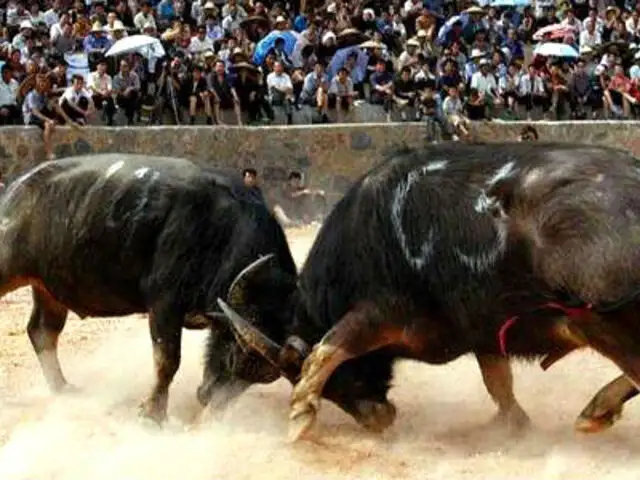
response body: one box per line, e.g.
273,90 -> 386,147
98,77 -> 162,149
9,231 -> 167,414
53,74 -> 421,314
1,225 -> 640,480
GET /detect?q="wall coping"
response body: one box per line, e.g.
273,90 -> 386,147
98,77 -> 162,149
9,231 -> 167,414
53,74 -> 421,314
1,120 -> 640,134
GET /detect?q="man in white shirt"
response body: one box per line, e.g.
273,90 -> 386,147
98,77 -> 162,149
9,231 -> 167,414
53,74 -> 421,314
59,74 -> 95,126
0,64 -> 19,125
134,1 -> 157,32
579,19 -> 601,48
189,25 -> 214,54
470,58 -> 499,115
43,0 -> 61,27
266,61 -> 294,124
518,64 -> 548,119
88,59 -> 115,125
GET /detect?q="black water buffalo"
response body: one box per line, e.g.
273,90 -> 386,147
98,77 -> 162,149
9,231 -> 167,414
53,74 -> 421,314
0,154 -> 297,423
215,142 -> 640,441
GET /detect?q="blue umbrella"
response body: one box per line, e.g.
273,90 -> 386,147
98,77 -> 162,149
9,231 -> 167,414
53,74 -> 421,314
489,0 -> 531,6
253,30 -> 299,66
436,13 -> 470,45
327,46 -> 368,83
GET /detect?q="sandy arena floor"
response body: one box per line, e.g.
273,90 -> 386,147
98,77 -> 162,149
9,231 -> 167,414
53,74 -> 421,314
1,226 -> 640,479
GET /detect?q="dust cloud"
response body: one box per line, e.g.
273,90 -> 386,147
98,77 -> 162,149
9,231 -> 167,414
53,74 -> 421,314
1,225 -> 640,479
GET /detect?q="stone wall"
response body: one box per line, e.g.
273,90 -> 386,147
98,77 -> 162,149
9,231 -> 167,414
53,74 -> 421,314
1,121 -> 639,206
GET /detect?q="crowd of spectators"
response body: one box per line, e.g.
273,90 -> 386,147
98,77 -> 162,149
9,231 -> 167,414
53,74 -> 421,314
0,0 -> 638,150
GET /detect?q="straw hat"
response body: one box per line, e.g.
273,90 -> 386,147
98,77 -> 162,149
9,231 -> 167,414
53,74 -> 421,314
406,38 -> 421,47
360,39 -> 383,49
91,22 -> 103,33
110,20 -> 125,31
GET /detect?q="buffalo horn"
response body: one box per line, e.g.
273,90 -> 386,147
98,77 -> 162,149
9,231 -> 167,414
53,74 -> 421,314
217,297 -> 282,368
227,253 -> 276,308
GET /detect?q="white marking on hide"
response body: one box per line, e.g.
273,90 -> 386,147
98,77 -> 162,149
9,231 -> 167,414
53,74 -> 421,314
453,221 -> 508,273
487,161 -> 516,189
105,160 -> 125,178
426,160 -> 448,171
474,161 -> 517,214
134,167 -> 151,179
1,161 -> 53,205
391,165 -> 436,271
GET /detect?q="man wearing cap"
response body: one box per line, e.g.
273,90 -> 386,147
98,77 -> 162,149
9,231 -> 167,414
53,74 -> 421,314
470,57 -> 499,116
84,22 -> 112,55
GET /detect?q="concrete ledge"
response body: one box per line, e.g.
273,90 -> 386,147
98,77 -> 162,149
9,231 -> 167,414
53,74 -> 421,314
2,121 -> 639,206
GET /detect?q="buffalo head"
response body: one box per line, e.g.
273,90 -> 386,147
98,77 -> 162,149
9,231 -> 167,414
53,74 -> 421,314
209,255 -> 398,431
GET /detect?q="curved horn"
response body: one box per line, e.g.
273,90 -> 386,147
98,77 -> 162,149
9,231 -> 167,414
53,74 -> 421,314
217,297 -> 282,368
227,253 -> 276,308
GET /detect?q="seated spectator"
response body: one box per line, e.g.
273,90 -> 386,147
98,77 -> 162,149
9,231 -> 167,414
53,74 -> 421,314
470,58 -> 500,118
369,59 -> 394,121
235,62 -> 274,124
464,88 -> 487,120
134,2 -> 157,32
59,74 -> 94,126
418,84 -> 448,138
266,60 -> 295,124
518,64 -> 549,120
184,64 -> 213,125
23,74 -> 57,161
300,62 -> 329,123
328,67 -> 355,121
113,59 -> 141,125
88,60 -> 115,125
604,64 -> 637,119
498,63 -> 520,115
568,58 -> 591,119
210,59 -> 243,125
393,66 -> 417,121
0,64 -> 20,125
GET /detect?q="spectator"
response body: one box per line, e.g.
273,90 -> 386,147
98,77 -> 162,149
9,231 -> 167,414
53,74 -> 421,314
328,67 -> 355,121
184,64 -> 213,125
0,64 -> 20,125
22,74 -> 57,161
88,59 -> 115,125
113,59 -> 141,125
267,60 -> 294,124
242,167 -> 266,202
59,73 -> 94,126
300,62 -> 329,122
210,59 -> 243,124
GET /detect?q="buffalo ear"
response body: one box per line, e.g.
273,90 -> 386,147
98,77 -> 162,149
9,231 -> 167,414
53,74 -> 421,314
183,311 -> 228,330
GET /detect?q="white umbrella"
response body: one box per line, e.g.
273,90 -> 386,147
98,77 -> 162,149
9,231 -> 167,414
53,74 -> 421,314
533,42 -> 579,58
105,34 -> 165,58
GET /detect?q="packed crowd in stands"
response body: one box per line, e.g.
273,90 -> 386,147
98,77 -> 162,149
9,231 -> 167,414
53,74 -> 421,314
0,0 -> 638,152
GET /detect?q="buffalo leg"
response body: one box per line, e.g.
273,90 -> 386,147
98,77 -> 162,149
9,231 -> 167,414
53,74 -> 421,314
27,287 -> 70,392
139,309 -> 183,424
476,355 -> 531,431
573,314 -> 640,432
576,375 -> 638,433
288,302 -> 421,442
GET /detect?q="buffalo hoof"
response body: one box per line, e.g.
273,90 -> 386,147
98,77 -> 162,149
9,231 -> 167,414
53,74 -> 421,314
353,400 -> 397,433
575,408 -> 622,434
138,399 -> 167,426
288,400 -> 318,442
490,405 -> 531,434
57,383 -> 81,396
